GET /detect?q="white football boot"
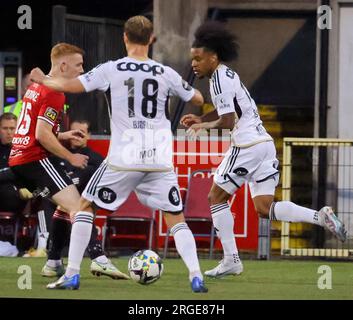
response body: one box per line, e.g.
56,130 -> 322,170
90,259 -> 129,280
319,206 -> 347,242
205,258 -> 243,278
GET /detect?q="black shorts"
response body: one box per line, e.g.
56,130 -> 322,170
11,156 -> 73,198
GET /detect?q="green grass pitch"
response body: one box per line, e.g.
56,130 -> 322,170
0,257 -> 352,300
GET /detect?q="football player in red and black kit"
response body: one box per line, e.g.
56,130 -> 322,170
9,43 -> 88,194
11,43 -> 129,285
9,43 -> 90,268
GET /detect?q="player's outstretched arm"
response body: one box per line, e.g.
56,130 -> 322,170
200,109 -> 220,122
186,112 -> 235,139
44,77 -> 85,93
197,112 -> 235,130
30,67 -> 85,93
180,109 -> 220,128
180,114 -> 202,127
189,89 -> 204,107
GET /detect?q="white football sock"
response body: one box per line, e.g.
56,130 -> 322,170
171,222 -> 203,281
47,259 -> 62,268
37,231 -> 49,250
66,211 -> 94,277
37,210 -> 49,250
210,203 -> 241,265
270,201 -> 323,226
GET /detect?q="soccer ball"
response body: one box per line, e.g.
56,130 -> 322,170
128,249 -> 164,285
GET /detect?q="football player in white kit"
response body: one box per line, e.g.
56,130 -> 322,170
181,21 -> 347,278
30,16 -> 208,292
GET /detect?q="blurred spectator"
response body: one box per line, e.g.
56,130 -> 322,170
0,113 -> 28,213
63,119 -> 104,191
3,74 -> 33,117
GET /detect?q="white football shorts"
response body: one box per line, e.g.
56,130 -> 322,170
82,161 -> 183,212
214,141 -> 279,197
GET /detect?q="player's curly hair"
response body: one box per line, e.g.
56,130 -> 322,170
192,21 -> 239,62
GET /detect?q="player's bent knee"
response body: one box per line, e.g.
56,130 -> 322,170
254,204 -> 271,218
207,192 -> 214,204
208,183 -> 230,205
208,190 -> 230,206
163,210 -> 183,216
52,185 -> 81,212
253,195 -> 274,219
258,211 -> 270,219
79,197 -> 93,212
163,210 -> 185,229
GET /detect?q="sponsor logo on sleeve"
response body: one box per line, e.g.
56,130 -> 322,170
217,97 -> 231,110
44,107 -> 58,122
218,103 -> 231,110
84,71 -> 94,83
182,79 -> 192,91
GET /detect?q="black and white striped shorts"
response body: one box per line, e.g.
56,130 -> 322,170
11,156 -> 73,198
82,161 -> 183,212
214,141 -> 279,196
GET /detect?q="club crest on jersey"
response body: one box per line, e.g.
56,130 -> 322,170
44,107 -> 58,122
98,187 -> 117,204
168,186 -> 180,206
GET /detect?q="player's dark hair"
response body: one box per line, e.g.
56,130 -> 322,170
70,119 -> 91,133
192,21 -> 239,62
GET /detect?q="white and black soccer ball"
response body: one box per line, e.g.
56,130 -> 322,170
128,249 -> 164,285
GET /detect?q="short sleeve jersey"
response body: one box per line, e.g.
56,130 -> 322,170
210,64 -> 272,147
9,83 -> 65,166
78,57 -> 195,171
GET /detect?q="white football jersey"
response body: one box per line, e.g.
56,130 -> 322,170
210,64 -> 272,147
79,57 -> 195,171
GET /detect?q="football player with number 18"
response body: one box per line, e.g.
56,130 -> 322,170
31,16 -> 208,293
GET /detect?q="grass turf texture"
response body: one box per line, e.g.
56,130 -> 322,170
0,257 -> 352,300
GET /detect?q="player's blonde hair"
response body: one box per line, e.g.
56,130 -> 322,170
50,43 -> 84,62
124,15 -> 153,45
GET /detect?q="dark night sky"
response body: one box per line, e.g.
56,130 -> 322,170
0,0 -> 153,73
